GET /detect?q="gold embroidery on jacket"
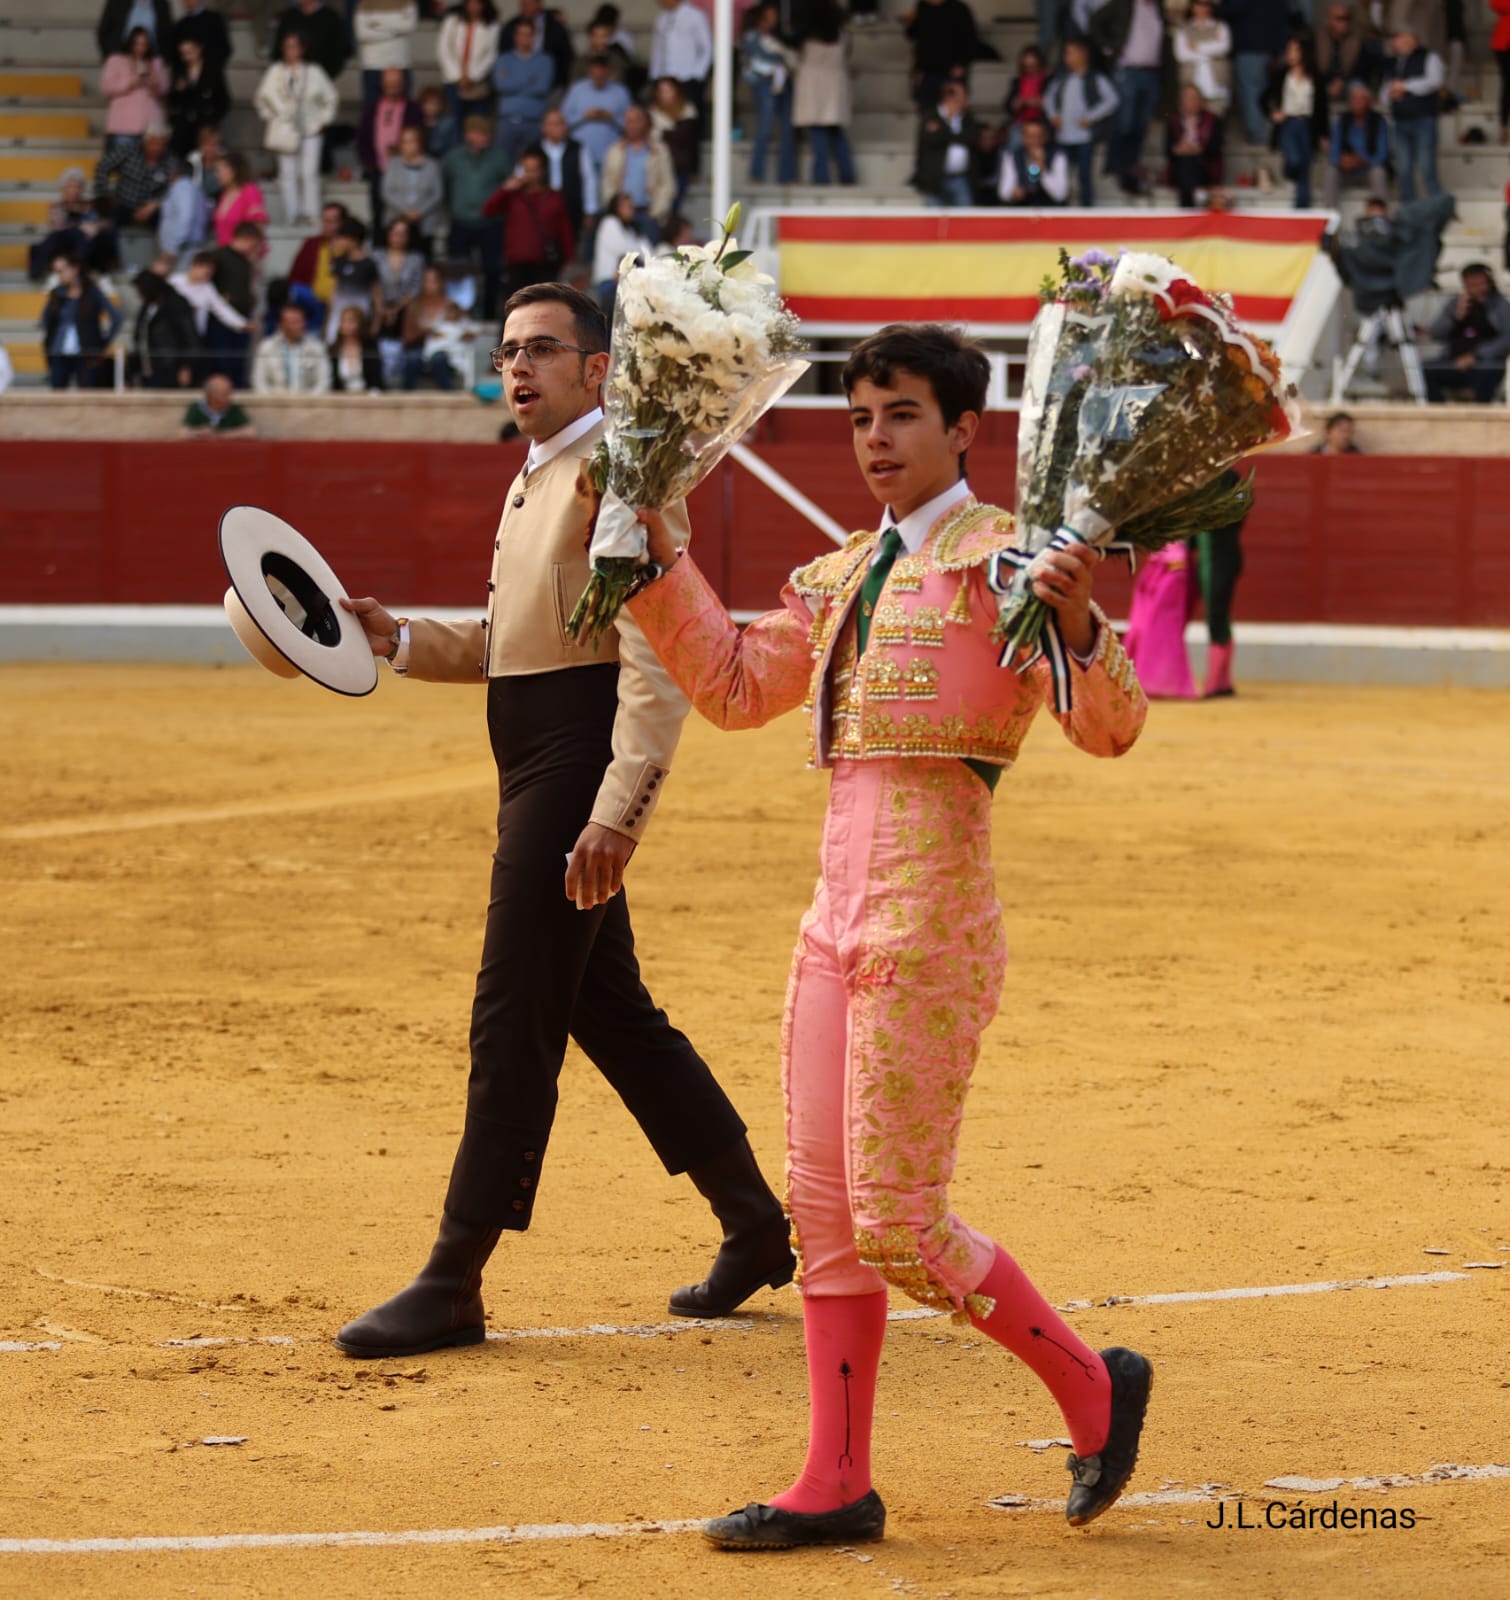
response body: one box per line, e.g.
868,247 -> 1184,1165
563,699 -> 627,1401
902,658 -> 941,700
908,605 -> 945,648
863,655 -> 904,701
888,553 -> 928,593
871,601 -> 909,648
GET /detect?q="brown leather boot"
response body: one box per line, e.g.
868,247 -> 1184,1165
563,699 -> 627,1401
668,1138 -> 795,1318
334,1213 -> 502,1359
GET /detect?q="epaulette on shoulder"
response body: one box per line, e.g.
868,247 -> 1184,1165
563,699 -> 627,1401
930,501 -> 1019,572
790,527 -> 875,600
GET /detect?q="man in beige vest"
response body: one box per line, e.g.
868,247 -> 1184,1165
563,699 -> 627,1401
334,283 -> 792,1359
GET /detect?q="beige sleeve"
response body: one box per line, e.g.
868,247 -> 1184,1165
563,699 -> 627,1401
403,615 -> 488,683
587,498 -> 693,840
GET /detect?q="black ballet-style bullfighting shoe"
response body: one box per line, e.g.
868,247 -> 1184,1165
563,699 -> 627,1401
1064,1346 -> 1154,1526
702,1489 -> 887,1551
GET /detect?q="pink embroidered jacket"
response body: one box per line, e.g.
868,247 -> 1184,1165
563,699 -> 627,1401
628,495 -> 1147,771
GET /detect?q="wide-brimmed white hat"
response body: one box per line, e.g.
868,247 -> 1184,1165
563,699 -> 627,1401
219,505 -> 378,697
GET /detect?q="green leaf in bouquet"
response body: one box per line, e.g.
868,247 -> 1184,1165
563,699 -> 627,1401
567,557 -> 641,649
719,250 -> 754,272
1119,469 -> 1255,553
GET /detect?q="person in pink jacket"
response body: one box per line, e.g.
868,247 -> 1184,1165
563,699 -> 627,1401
627,322 -> 1155,1550
101,28 -> 170,145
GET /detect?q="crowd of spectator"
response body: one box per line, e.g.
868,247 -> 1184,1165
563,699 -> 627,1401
26,0 -> 1510,405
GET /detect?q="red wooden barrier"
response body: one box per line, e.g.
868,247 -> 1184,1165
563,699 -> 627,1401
2,437 -> 1507,627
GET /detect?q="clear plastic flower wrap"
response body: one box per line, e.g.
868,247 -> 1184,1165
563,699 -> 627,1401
567,206 -> 809,644
996,250 -> 1304,702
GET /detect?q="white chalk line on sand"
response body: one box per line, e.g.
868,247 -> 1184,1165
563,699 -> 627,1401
0,1270 -> 1472,1356
5,1465 -> 1510,1557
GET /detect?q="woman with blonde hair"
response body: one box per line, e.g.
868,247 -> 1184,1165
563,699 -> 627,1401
255,29 -> 340,226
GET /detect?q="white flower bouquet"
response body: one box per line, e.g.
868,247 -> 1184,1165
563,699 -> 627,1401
568,205 -> 809,644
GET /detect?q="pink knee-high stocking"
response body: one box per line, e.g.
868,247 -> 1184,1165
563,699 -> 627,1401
768,1289 -> 888,1513
968,1244 -> 1111,1457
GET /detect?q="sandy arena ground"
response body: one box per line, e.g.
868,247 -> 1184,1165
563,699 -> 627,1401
1,663 -> 1508,1600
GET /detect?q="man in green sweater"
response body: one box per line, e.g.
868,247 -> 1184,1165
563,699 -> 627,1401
443,116 -> 513,320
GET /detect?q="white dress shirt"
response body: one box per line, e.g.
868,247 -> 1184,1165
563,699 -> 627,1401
650,2 -> 712,82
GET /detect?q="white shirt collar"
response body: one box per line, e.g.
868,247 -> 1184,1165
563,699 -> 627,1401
524,405 -> 603,474
880,478 -> 972,555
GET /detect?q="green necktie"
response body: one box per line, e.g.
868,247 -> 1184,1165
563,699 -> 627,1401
855,525 -> 903,658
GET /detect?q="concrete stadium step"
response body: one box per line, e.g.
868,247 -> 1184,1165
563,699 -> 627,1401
0,242 -> 27,270
0,70 -> 83,99
0,196 -> 49,222
4,341 -> 46,378
0,109 -> 90,138
0,285 -> 43,318
0,151 -> 95,181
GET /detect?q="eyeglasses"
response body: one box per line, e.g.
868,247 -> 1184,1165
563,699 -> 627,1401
490,338 -> 592,371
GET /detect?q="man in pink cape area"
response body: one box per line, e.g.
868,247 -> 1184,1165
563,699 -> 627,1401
626,323 -> 1156,1549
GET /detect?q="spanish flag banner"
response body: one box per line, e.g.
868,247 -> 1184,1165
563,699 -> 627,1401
775,211 -> 1328,331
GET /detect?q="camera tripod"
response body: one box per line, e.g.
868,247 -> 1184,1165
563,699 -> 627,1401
1331,302 -> 1427,405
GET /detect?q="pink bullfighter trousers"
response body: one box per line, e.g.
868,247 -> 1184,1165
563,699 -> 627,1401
773,756 -> 1111,1511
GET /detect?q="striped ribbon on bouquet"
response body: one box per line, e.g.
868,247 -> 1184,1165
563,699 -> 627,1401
988,528 -> 1136,715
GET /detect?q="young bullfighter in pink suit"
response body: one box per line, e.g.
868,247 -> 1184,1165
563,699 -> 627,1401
629,324 -> 1154,1549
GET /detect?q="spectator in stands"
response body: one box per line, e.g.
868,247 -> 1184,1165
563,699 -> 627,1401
582,14 -> 645,98
506,0 -> 575,92
172,0 -> 230,74
904,0 -> 992,112
211,152 -> 270,248
40,249 -> 121,389
651,0 -> 713,130
1173,0 -> 1231,114
180,374 -> 256,436
95,124 -> 175,245
1424,263 -> 1510,403
1167,81 -> 1223,207
742,4 -> 798,184
1216,0 -> 1290,149
1035,0 -> 1073,57
191,125 -> 225,198
794,0 -> 856,186
444,117 -> 512,319
31,169 -> 116,281
158,169 -> 210,263
599,104 -> 675,235
592,190 -> 652,320
1044,35 -> 1118,206
562,53 -> 632,178
996,115 -> 1069,204
1493,0 -> 1510,146
264,270 -> 326,336
1323,80 -> 1390,207
327,218 -> 384,342
1312,410 -> 1362,453
329,305 -> 386,391
1099,0 -> 1164,197
290,201 -> 348,314
440,0 -> 502,125
256,31 -> 340,226
420,85 -> 460,158
375,217 -> 425,364
1386,29 -> 1444,201
914,80 -> 984,207
483,146 -> 576,305
399,263 -> 468,389
382,126 -> 445,250
537,107 -> 594,236
167,36 -> 229,161
1265,34 -> 1326,210
254,302 -> 332,392
360,67 -> 424,232
355,0 -> 419,106
209,220 -> 261,383
651,79 -> 699,216
96,0 -> 172,61
1003,44 -> 1049,152
1316,4 -> 1383,109
273,0 -> 352,84
102,28 -> 170,150
131,267 -> 199,389
170,247 -> 249,361
494,18 -> 555,168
